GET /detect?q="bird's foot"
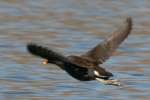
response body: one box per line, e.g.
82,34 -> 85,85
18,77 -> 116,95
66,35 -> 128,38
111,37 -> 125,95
96,78 -> 121,86
106,79 -> 121,86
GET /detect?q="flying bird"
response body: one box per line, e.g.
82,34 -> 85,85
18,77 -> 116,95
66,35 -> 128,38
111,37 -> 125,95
27,17 -> 132,86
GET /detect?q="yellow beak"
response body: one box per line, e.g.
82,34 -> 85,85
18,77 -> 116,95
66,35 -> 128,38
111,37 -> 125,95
42,59 -> 48,65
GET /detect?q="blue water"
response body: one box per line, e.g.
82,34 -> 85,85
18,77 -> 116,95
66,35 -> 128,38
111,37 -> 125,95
0,0 -> 149,100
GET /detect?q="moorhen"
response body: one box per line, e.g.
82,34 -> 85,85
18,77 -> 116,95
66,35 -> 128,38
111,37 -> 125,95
27,17 -> 132,86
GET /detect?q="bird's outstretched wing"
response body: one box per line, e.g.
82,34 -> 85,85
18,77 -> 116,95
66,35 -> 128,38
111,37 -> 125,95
81,17 -> 132,64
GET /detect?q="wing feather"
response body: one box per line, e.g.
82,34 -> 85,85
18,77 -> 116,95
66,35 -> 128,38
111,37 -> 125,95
82,17 -> 132,64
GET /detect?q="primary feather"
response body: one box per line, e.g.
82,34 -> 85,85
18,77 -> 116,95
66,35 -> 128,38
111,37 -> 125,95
82,17 -> 132,64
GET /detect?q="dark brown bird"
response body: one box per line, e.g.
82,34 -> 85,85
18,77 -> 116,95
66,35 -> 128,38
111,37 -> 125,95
27,17 -> 132,86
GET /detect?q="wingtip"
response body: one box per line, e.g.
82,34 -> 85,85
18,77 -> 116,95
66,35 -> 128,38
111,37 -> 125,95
125,16 -> 132,27
126,16 -> 132,22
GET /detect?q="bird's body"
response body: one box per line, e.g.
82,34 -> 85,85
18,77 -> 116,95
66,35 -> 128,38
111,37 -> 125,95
67,55 -> 113,80
27,17 -> 132,86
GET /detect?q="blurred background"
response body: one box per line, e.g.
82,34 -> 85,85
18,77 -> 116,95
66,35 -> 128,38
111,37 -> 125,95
0,0 -> 149,100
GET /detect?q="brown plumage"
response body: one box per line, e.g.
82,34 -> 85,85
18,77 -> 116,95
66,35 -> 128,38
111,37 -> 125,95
27,17 -> 132,86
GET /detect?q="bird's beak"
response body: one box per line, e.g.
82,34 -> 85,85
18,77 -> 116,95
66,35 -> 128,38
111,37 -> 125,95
42,59 -> 48,65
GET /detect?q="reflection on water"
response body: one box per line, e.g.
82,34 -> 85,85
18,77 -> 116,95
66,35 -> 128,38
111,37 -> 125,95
0,0 -> 149,100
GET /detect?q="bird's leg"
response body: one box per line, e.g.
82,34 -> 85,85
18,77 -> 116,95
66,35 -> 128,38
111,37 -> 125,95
96,78 -> 121,86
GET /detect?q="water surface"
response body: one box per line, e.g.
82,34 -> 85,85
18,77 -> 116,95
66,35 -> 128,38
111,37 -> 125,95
0,0 -> 150,100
